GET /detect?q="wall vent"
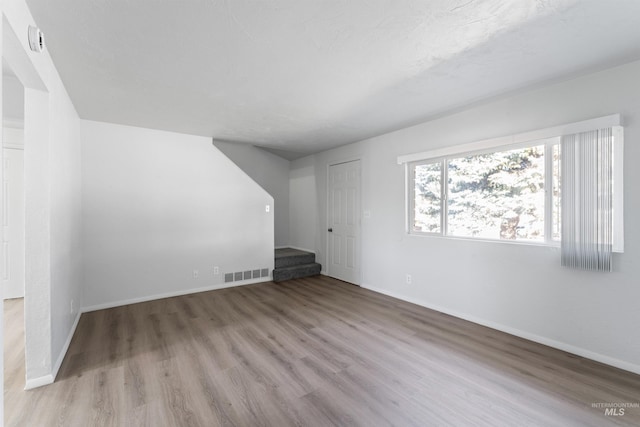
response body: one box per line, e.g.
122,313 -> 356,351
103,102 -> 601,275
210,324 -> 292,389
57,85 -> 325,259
224,268 -> 270,282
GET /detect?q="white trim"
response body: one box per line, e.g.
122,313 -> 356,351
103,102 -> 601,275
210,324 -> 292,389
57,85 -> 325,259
51,310 -> 82,382
408,232 -> 559,248
3,118 -> 24,129
612,126 -> 624,252
404,163 -> 410,233
360,283 -> 640,376
2,143 -> 24,150
544,144 -> 554,244
407,159 -> 445,235
405,130 -> 623,253
81,277 -> 271,313
397,114 -> 621,164
25,374 -> 54,390
408,139 -> 558,242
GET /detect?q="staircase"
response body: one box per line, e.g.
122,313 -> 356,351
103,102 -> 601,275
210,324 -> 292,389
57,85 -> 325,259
273,248 -> 321,282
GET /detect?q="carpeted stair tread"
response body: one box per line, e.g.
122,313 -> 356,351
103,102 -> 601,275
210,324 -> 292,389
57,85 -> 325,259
275,248 -> 316,268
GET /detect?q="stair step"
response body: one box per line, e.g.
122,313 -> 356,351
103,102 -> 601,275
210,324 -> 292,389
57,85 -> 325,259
275,248 -> 315,268
273,263 -> 321,282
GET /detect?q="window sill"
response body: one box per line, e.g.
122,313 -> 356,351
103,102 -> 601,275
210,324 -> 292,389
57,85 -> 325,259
408,231 -> 561,249
407,232 -> 623,253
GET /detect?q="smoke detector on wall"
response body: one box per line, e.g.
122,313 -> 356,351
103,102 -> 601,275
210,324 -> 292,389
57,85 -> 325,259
28,26 -> 45,53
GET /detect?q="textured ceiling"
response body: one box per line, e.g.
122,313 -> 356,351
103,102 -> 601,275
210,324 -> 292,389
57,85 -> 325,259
25,0 -> 640,159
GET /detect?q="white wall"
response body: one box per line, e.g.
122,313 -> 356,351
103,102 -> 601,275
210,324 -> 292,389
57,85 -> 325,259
1,6 -> 5,420
3,73 -> 24,122
4,0 -> 83,388
23,87 -> 52,382
82,121 -> 274,309
289,156 -> 317,253
213,140 -> 290,247
47,83 -> 82,378
290,59 -> 640,374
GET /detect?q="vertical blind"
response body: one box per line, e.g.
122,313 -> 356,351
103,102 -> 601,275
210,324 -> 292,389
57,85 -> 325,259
561,128 -> 613,271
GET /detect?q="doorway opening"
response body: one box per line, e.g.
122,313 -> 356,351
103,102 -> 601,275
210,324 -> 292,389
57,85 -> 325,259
2,56 -> 26,405
2,11 -> 53,396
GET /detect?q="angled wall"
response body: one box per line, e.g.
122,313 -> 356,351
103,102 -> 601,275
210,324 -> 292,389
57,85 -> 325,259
213,140 -> 290,248
81,121 -> 274,310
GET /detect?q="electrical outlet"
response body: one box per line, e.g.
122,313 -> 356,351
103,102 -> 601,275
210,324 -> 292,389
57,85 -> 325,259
213,266 -> 220,275
406,274 -> 412,284
193,269 -> 199,279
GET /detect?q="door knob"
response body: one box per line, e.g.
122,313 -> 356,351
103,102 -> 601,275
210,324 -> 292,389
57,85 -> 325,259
328,228 -> 333,232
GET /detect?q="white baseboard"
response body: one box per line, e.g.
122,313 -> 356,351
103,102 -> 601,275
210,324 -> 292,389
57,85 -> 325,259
25,374 -> 54,390
24,310 -> 82,390
82,277 -> 271,313
360,283 -> 640,376
28,279 -> 272,390
51,310 -> 82,381
3,118 -> 24,129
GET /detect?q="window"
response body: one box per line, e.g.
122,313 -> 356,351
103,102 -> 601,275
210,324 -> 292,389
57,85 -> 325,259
412,162 -> 442,234
410,139 -> 560,243
402,115 -> 624,266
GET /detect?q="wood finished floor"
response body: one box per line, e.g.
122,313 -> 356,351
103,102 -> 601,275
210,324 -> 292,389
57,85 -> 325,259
4,297 -> 26,410
5,276 -> 640,426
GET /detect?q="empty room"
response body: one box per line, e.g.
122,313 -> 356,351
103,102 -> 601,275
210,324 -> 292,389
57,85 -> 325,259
2,0 -> 640,425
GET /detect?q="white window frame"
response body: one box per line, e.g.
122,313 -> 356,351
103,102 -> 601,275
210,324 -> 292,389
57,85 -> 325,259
400,115 -> 624,251
409,138 -> 558,245
408,158 -> 444,236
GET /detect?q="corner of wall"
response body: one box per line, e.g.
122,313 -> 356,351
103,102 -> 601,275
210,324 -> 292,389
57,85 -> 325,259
81,122 -> 275,309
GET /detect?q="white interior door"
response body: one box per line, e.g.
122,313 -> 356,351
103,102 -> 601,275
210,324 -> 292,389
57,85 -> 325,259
328,160 -> 361,284
2,147 -> 25,299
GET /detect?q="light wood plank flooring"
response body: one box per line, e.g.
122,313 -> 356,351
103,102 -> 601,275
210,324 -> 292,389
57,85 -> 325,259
4,297 -> 26,410
5,276 -> 640,426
